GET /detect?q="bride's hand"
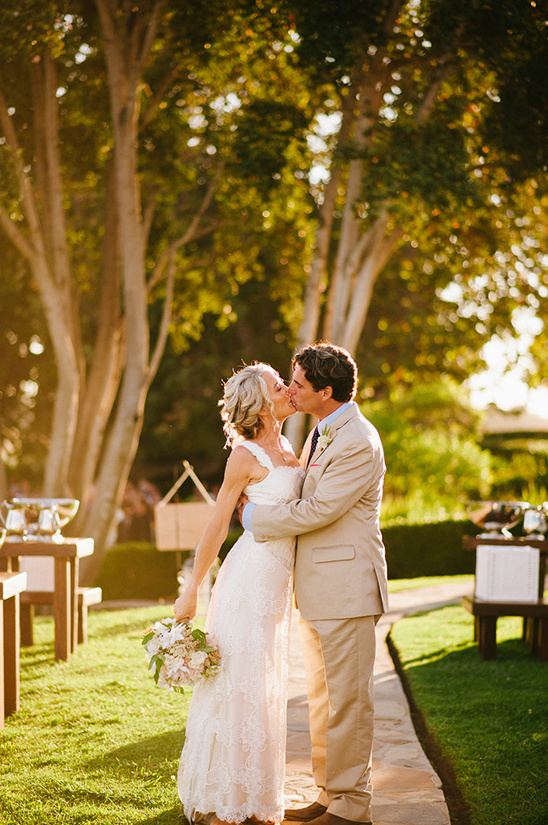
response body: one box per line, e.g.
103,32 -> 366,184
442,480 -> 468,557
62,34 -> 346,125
174,588 -> 198,623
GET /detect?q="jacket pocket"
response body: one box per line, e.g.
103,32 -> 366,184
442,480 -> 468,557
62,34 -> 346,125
312,545 -> 355,563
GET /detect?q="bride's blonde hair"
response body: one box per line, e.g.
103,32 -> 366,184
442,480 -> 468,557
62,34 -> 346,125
220,363 -> 276,447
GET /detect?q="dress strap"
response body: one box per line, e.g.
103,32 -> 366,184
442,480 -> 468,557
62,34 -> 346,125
239,441 -> 275,471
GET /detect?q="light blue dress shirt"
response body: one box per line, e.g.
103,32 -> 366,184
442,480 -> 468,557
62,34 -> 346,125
241,402 -> 353,531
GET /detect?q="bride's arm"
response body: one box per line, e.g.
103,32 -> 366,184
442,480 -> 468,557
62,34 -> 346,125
173,447 -> 256,621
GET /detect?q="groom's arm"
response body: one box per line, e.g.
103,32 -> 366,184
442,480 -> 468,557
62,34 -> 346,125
251,435 -> 384,541
241,501 -> 255,532
240,428 -> 313,531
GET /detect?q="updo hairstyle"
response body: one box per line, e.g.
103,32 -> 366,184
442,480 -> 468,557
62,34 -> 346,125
220,363 -> 276,447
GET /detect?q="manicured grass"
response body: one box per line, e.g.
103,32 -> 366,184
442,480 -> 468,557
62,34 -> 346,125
387,574 -> 473,593
4,583 -> 547,825
0,606 -> 191,825
390,605 -> 548,825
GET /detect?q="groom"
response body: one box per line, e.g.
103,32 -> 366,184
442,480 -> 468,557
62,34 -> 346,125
242,342 -> 389,825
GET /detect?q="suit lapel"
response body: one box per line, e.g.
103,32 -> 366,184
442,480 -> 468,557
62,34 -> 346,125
305,402 -> 359,469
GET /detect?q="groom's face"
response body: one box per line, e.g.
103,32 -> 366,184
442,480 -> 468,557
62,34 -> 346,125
288,364 -> 326,418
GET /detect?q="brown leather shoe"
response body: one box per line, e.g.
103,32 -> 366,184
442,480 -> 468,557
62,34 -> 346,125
306,813 -> 372,825
284,803 -> 327,822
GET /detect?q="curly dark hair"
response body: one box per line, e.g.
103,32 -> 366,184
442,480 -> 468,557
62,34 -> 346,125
293,342 -> 357,402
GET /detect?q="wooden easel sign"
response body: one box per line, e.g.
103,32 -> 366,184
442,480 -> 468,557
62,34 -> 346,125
154,461 -> 215,551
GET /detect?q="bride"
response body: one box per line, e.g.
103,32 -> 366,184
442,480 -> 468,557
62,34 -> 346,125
174,362 -> 303,825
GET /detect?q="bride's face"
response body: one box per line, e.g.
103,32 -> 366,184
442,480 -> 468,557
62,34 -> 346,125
261,369 -> 296,421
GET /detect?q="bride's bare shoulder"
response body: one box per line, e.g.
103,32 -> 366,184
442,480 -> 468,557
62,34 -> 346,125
227,442 -> 268,483
229,442 -> 255,458
226,443 -> 261,471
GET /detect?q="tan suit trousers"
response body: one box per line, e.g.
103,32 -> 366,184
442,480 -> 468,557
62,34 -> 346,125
298,613 -> 377,823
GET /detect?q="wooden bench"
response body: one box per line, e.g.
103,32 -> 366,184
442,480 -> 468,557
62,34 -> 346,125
1,571 -> 27,728
462,594 -> 548,661
20,586 -> 102,647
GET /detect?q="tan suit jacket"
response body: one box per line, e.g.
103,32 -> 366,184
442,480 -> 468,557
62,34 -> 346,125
251,402 -> 389,620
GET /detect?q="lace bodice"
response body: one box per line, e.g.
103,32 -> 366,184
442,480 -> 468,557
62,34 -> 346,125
240,439 -> 303,505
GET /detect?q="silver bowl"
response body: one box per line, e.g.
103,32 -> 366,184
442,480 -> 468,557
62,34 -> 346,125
11,498 -> 80,541
466,500 -> 529,538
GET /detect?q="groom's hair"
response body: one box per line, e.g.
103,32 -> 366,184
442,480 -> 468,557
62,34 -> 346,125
293,342 -> 358,402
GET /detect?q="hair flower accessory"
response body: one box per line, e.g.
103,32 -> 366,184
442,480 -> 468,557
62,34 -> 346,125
318,425 -> 333,451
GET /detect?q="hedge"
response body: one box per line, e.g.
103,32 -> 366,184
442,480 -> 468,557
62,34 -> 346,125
383,519 -> 477,579
96,521 -> 478,600
95,542 -> 183,600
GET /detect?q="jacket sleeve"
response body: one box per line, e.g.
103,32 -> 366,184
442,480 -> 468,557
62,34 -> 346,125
251,434 -> 385,541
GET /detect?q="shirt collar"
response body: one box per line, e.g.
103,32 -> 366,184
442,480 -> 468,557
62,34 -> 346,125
318,401 -> 352,434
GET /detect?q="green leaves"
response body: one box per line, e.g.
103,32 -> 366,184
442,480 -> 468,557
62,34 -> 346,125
231,99 -> 308,185
2,0 -> 548,507
364,379 -> 494,508
141,630 -> 155,646
148,653 -> 163,685
190,627 -> 207,646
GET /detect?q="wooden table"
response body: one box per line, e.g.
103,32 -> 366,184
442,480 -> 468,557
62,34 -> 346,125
1,571 -> 27,728
462,535 -> 548,660
462,594 -> 548,660
0,539 -> 94,662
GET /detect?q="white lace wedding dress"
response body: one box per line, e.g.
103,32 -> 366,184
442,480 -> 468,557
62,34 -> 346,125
178,441 -> 303,825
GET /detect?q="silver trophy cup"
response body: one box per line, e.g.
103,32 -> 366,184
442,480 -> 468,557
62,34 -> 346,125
11,498 -> 80,541
466,501 -> 529,538
523,506 -> 547,540
0,500 -> 29,540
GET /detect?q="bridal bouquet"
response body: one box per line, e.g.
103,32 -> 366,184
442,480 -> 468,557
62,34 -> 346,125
142,617 -> 221,693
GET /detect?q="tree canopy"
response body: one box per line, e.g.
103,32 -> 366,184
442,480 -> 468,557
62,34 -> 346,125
1,0 -> 547,578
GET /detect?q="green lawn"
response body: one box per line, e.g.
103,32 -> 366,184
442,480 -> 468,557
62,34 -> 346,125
1,606 -> 190,825
387,574 -> 473,593
390,604 -> 548,825
4,585 -> 548,825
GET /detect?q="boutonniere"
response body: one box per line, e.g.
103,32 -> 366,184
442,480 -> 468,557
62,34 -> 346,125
318,426 -> 333,451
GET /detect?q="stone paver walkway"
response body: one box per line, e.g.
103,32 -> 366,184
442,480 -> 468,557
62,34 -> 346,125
284,581 -> 473,825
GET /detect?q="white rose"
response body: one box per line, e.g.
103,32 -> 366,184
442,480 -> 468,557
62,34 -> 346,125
189,650 -> 208,669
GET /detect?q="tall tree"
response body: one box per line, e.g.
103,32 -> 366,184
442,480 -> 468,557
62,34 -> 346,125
280,0 -> 548,441
2,0 -> 547,573
0,1 -> 309,578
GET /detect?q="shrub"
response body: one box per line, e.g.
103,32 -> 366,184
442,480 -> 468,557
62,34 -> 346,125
361,382 -> 495,504
96,542 -> 182,600
96,522 -> 477,597
96,530 -> 243,600
383,519 -> 477,579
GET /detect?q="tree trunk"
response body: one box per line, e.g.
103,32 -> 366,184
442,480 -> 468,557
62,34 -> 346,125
79,0 -> 164,582
35,53 -> 83,493
341,221 -> 404,354
68,160 -> 124,527
284,83 -> 360,449
1,0 -> 216,581
0,77 -> 81,496
0,457 -> 8,501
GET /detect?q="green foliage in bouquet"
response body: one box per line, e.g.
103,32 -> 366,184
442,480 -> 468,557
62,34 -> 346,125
142,617 -> 221,693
